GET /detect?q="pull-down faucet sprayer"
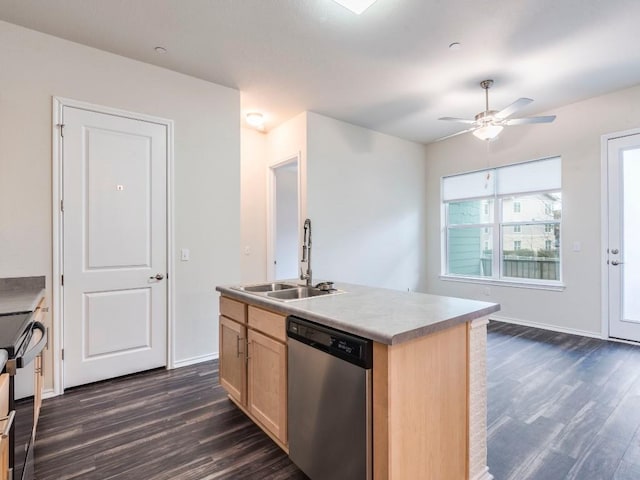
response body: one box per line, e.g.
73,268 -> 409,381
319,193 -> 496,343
300,219 -> 312,286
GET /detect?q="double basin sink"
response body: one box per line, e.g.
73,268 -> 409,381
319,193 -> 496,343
233,282 -> 341,302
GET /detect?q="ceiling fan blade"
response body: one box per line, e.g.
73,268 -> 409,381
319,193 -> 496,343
495,98 -> 533,120
433,127 -> 476,142
438,117 -> 476,124
505,115 -> 556,125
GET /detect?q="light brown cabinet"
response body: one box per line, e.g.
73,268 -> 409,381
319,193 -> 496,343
247,328 -> 287,443
219,315 -> 246,404
33,297 -> 46,430
219,297 -> 288,449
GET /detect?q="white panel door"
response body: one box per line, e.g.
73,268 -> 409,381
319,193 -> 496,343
608,133 -> 640,342
62,106 -> 167,388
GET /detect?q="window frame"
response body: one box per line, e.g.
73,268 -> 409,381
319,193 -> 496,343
441,158 -> 563,289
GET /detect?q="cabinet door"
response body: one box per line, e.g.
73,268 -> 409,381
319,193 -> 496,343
247,329 -> 287,444
219,316 -> 247,405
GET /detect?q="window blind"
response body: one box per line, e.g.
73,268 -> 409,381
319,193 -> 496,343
442,156 -> 561,202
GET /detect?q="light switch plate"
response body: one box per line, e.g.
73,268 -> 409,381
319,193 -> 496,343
180,248 -> 190,261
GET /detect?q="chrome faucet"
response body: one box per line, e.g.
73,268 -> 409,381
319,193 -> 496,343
300,218 -> 312,286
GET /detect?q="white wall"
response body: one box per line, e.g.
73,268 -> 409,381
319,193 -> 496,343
0,21 -> 241,387
306,112 -> 428,291
240,127 -> 268,283
424,83 -> 640,336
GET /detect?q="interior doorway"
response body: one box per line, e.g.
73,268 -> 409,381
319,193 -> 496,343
269,156 -> 300,280
604,131 -> 640,342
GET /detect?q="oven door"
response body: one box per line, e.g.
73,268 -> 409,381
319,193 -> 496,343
11,321 -> 46,480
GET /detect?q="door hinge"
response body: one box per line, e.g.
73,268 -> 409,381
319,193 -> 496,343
60,200 -> 64,212
61,274 -> 64,286
58,123 -> 65,137
61,349 -> 64,361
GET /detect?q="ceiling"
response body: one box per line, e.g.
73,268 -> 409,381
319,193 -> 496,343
1,0 -> 640,144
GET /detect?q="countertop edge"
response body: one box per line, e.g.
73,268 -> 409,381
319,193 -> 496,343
0,287 -> 46,316
216,285 -> 500,345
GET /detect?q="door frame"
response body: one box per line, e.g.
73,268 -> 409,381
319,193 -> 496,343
51,96 -> 176,396
267,153 -> 301,281
600,127 -> 640,340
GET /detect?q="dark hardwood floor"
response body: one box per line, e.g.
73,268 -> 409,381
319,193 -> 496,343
34,362 -> 307,480
33,321 -> 640,479
488,322 -> 640,480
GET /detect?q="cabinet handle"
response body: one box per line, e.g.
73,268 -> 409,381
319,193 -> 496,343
236,337 -> 242,358
0,411 -> 15,438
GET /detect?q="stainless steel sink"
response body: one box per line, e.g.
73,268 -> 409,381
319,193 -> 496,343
239,282 -> 298,293
266,286 -> 333,301
231,282 -> 344,302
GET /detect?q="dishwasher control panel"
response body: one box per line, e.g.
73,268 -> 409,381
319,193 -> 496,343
287,316 -> 373,369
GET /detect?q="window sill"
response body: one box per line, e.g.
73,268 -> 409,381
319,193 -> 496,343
439,275 -> 566,292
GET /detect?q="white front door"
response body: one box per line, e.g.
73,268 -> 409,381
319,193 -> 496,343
62,106 -> 168,388
607,133 -> 640,342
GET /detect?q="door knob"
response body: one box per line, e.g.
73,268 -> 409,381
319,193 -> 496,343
611,248 -> 619,254
611,260 -> 623,266
150,273 -> 165,280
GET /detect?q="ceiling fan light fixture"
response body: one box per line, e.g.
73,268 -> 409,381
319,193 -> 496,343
473,124 -> 503,141
332,0 -> 379,14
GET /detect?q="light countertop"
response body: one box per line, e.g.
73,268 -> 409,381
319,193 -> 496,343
216,281 -> 500,345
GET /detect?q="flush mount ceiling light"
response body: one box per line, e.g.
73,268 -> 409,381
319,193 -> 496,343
332,0 -> 379,14
245,112 -> 265,130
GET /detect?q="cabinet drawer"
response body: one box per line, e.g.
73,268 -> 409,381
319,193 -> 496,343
220,296 -> 247,324
248,306 -> 286,342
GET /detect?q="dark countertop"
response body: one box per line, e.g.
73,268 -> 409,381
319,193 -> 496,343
217,281 -> 500,345
0,276 -> 45,316
0,313 -> 32,352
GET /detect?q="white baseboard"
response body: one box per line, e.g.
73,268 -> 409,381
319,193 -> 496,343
490,315 -> 603,340
172,352 -> 219,369
43,388 -> 59,399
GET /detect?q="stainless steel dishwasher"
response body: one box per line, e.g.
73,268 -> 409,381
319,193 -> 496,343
287,316 -> 373,480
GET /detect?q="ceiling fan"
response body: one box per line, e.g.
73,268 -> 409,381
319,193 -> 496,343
436,79 -> 556,142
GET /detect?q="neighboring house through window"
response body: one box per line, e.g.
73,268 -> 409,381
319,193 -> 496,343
442,156 -> 562,285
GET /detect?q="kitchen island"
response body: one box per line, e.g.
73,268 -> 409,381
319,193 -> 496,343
216,281 -> 499,480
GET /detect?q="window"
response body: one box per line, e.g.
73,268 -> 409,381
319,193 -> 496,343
442,157 -> 562,285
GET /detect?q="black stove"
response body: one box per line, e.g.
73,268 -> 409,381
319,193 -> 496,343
0,313 -> 33,357
1,311 -> 46,480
